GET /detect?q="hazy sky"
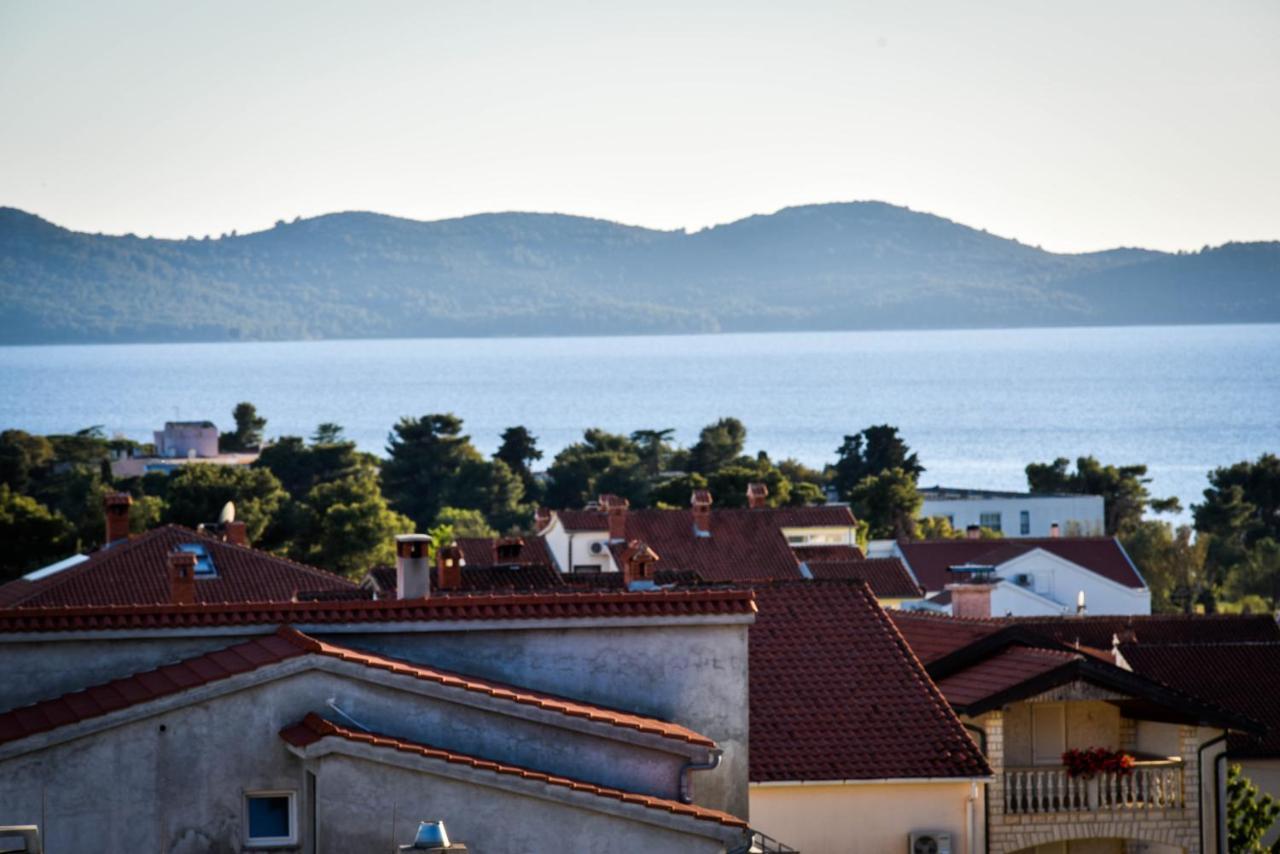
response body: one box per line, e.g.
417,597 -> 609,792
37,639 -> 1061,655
1,1 -> 1277,252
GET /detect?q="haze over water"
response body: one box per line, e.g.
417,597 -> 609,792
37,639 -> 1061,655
3,323 -> 1276,524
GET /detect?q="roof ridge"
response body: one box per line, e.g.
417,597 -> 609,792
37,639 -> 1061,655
280,714 -> 746,828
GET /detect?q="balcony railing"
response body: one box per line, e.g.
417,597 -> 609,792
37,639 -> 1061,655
1004,760 -> 1183,815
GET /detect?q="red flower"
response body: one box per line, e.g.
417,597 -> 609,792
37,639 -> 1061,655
1061,747 -> 1135,779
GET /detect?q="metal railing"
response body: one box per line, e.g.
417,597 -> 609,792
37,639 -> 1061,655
1003,760 -> 1183,814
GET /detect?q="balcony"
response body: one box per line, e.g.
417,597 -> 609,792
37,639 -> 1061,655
1003,759 -> 1184,814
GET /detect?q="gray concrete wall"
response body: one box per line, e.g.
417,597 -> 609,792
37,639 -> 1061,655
316,752 -> 730,854
0,669 -> 732,853
333,623 -> 750,818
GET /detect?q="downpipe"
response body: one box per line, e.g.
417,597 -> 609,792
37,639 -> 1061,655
680,748 -> 723,803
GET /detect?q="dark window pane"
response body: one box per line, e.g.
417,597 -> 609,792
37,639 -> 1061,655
248,795 -> 291,839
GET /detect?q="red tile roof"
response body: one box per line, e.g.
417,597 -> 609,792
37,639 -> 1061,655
1120,642 -> 1280,758
557,505 -> 856,534
280,713 -> 747,829
998,614 -> 1280,649
0,626 -> 715,749
0,588 -> 757,634
803,558 -> 923,599
934,646 -> 1079,708
0,525 -> 357,609
366,562 -> 566,596
791,545 -> 866,562
895,538 -> 1144,591
888,610 -> 1002,663
456,536 -> 552,567
748,580 -> 991,782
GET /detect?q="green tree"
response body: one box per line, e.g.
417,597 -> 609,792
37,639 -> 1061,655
494,426 -> 543,499
1121,521 -> 1209,614
382,414 -> 484,529
544,429 -> 645,508
1223,538 -> 1280,611
849,467 -> 922,540
1195,454 -> 1280,546
649,473 -> 709,509
688,418 -> 747,474
0,484 -> 77,582
916,516 -> 1003,540
1026,456 -> 1175,536
298,473 -> 412,576
1227,764 -> 1280,853
0,429 -> 55,493
706,461 -> 792,508
255,436 -> 369,501
451,457 -> 528,533
630,429 -> 676,477
220,402 -> 267,452
434,506 -> 498,538
311,422 -> 346,445
164,464 -> 287,543
830,425 -> 922,500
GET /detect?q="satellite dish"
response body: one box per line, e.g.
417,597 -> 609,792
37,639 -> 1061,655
219,501 -> 236,524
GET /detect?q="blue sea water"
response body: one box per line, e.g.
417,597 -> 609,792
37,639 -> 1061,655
1,324 -> 1276,523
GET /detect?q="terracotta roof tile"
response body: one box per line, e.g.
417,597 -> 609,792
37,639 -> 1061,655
0,525 -> 358,608
791,545 -> 866,562
997,613 -> 1280,648
1120,642 -> 1280,757
748,580 -> 991,782
0,588 -> 756,634
281,713 -> 747,829
888,610 -> 1002,663
0,625 -> 717,750
803,558 -> 923,598
896,537 -> 1144,591
934,646 -> 1080,707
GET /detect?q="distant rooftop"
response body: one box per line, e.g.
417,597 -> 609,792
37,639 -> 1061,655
919,485 -> 1099,501
164,420 -> 216,429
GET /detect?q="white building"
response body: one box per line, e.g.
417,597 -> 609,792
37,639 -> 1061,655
919,486 -> 1105,538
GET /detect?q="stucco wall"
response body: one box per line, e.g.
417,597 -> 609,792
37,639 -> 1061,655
0,669 -> 730,853
749,781 -> 980,854
1238,758 -> 1280,848
918,495 -> 1105,538
317,752 -> 729,854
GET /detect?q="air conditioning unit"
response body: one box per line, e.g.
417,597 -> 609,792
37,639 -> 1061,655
589,541 -> 608,556
908,830 -> 952,854
1013,573 -> 1033,587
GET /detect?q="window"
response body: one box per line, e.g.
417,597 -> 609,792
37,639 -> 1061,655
178,543 -> 216,576
245,791 -> 297,847
786,535 -> 808,545
979,512 -> 1002,532
1019,510 -> 1030,536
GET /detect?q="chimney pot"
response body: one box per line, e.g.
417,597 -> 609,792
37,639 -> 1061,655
965,524 -> 981,540
534,507 -> 552,532
1050,522 -> 1061,538
436,542 -> 464,591
946,580 -> 994,619
223,520 -> 248,547
493,537 -> 524,564
621,539 -> 659,588
395,534 -> 434,599
601,494 -> 629,542
746,482 -> 768,510
691,490 -> 713,536
167,550 -> 198,605
104,492 -> 133,544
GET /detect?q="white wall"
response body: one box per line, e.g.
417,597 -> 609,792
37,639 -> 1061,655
920,495 -> 1105,538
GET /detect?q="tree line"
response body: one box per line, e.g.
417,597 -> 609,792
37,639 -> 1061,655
0,404 -> 1275,615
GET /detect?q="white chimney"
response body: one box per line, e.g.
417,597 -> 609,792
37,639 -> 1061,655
395,534 -> 433,599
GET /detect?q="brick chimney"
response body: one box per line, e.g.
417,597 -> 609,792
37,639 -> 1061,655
1050,522 -> 1061,538
947,579 -> 994,619
691,490 -> 713,537
436,541 -> 463,592
534,507 -> 552,532
104,492 -> 133,544
746,482 -> 768,510
621,540 -> 660,587
965,524 -> 981,540
395,534 -> 433,599
168,550 -> 197,605
223,520 -> 248,547
601,494 -> 629,542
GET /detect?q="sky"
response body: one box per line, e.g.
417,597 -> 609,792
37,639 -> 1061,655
1,1 -> 1277,253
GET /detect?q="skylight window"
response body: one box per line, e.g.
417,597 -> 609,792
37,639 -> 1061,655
177,543 -> 217,576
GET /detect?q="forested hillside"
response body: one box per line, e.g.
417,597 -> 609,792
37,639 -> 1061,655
1,202 -> 1276,344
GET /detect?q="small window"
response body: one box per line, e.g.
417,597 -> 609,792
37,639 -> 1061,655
979,512 -> 1002,532
245,790 -> 297,847
1019,510 -> 1030,536
178,543 -> 217,576
571,565 -> 601,574
786,535 -> 807,545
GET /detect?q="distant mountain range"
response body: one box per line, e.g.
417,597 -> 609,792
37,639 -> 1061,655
1,202 -> 1277,345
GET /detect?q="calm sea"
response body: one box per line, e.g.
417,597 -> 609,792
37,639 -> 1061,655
2,324 -> 1277,523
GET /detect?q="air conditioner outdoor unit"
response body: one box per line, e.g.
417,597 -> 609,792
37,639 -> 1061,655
908,830 -> 952,854
1013,573 -> 1032,587
589,541 -> 608,556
